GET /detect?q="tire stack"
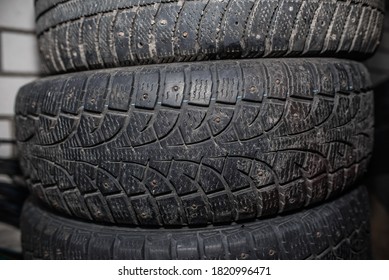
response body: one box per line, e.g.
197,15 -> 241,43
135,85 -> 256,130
16,0 -> 385,260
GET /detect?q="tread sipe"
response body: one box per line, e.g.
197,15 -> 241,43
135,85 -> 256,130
35,0 -> 385,74
15,58 -> 374,226
21,186 -> 371,260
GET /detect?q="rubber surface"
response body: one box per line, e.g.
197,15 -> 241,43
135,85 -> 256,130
15,58 -> 374,226
35,0 -> 385,74
20,186 -> 371,260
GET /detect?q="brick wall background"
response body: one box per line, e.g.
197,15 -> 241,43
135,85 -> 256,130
0,0 -> 40,253
0,0 -> 40,159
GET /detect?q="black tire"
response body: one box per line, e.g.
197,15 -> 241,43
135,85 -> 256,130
35,0 -> 385,74
15,58 -> 374,226
20,186 -> 371,260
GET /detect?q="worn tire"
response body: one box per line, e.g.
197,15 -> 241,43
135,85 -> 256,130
15,58 -> 374,226
35,0 -> 385,74
21,186 -> 371,260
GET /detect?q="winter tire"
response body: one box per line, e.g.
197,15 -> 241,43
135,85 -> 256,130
21,186 -> 371,260
15,58 -> 374,226
35,0 -> 385,74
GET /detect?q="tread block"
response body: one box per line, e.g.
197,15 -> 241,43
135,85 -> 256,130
209,193 -> 233,223
114,235 -> 145,260
199,166 -> 225,194
175,1 -> 207,57
61,74 -> 87,114
106,194 -> 138,225
252,224 -> 280,260
132,5 -> 158,62
265,61 -> 289,100
131,196 -> 163,226
56,24 -> 73,71
182,195 -> 209,225
99,12 -> 118,67
40,78 -> 64,116
241,63 -> 266,102
277,217 -> 312,259
63,190 -> 93,220
88,234 -> 115,260
216,63 -> 241,104
84,194 -> 115,223
279,180 -> 306,212
234,189 -> 259,220
234,105 -> 263,140
127,111 -> 157,146
108,72 -> 134,111
208,106 -> 234,136
135,69 -> 160,109
304,2 -> 337,53
154,3 -> 182,60
268,0 -> 302,54
67,19 -> 87,71
156,196 -> 184,225
153,109 -> 180,139
120,164 -> 146,195
114,9 -> 137,66
288,1 -> 320,54
201,232 -> 225,260
84,73 -> 110,112
189,66 -> 213,106
173,235 -> 200,260
67,231 -> 91,260
82,16 -> 102,68
223,158 -> 251,191
145,236 -> 171,260
220,0 -> 255,56
180,108 -> 210,143
51,226 -> 73,260
246,0 -> 278,56
144,169 -> 172,196
44,187 -> 72,216
226,230 -> 254,260
161,69 -> 185,108
259,186 -> 279,217
288,62 -> 316,98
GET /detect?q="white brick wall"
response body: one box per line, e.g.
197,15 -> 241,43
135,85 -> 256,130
0,119 -> 13,140
0,0 -> 40,158
0,117 -> 14,157
1,32 -> 40,73
0,0 -> 35,31
0,76 -> 37,115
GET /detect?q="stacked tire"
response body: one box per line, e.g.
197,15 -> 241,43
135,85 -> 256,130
16,0 -> 385,259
